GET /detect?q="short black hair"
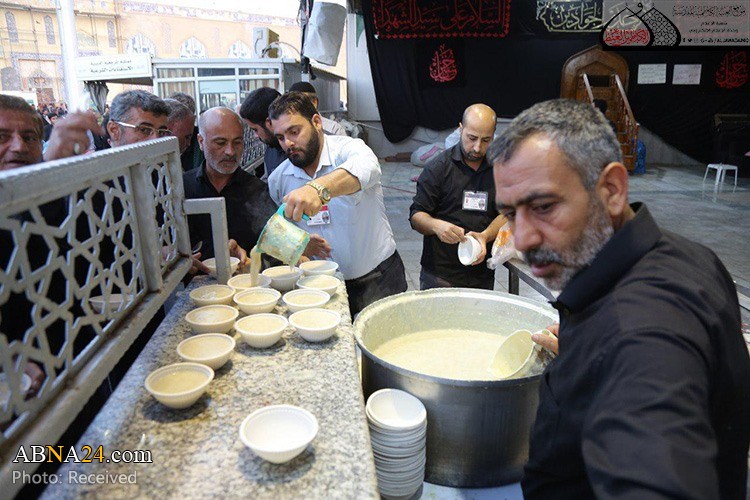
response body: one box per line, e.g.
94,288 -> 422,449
0,94 -> 44,138
239,87 -> 281,125
288,81 -> 316,95
268,91 -> 318,122
109,90 -> 170,123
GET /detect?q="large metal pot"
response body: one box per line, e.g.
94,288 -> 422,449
354,288 -> 557,487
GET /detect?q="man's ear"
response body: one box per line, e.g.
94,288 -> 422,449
106,120 -> 120,145
596,162 -> 629,218
196,133 -> 205,152
265,117 -> 273,134
312,113 -> 323,130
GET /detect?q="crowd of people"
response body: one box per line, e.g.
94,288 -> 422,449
2,82 -> 749,499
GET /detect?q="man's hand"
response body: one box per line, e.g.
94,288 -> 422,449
532,324 -> 559,355
188,251 -> 211,275
24,361 -> 44,397
304,234 -> 332,259
43,112 -> 103,161
434,220 -> 466,245
467,231 -> 488,265
282,185 -> 322,221
228,239 -> 248,268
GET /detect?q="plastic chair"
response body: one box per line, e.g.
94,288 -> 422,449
703,163 -> 738,189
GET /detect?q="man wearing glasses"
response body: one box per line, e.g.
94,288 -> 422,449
106,90 -> 171,147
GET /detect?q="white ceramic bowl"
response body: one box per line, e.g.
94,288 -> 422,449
177,333 -> 235,370
234,314 -> 288,348
227,274 -> 272,291
189,284 -> 235,307
233,288 -> 281,315
282,289 -> 330,313
299,260 -> 339,276
88,294 -> 125,314
366,389 -> 427,431
144,362 -> 214,409
184,305 -> 239,334
289,308 -> 341,343
239,405 -> 318,464
202,257 -> 240,276
262,266 -> 303,292
296,274 -> 341,296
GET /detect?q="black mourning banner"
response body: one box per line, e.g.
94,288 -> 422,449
370,0 -> 511,39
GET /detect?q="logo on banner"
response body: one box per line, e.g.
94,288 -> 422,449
429,44 -> 458,83
715,50 -> 748,88
600,1 -> 749,49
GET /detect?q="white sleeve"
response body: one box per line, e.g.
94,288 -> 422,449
267,167 -> 283,205
334,138 -> 381,192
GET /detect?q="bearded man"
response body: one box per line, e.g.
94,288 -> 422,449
410,103 -> 506,289
489,98 -> 750,499
267,91 -> 407,317
239,87 -> 287,180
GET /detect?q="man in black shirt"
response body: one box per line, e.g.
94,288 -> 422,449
410,104 -> 506,289
239,87 -> 287,180
488,99 -> 750,499
183,107 -> 278,271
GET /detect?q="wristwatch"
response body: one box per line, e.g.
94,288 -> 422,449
306,181 -> 331,204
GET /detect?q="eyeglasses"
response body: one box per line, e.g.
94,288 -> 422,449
114,121 -> 172,138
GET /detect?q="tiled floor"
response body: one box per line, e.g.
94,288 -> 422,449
377,160 -> 750,498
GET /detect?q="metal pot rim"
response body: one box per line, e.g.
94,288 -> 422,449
354,288 -> 557,387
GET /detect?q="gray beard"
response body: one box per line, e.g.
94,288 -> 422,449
208,161 -> 238,175
523,196 -> 614,291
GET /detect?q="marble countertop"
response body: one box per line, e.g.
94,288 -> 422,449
43,275 -> 378,499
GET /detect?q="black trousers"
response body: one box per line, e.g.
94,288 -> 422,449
345,250 -> 408,318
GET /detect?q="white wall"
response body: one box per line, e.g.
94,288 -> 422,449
346,13 -> 379,121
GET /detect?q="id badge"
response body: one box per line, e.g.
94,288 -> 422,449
307,205 -> 331,226
463,191 -> 488,212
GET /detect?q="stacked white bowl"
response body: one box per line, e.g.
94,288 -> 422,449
366,389 -> 427,499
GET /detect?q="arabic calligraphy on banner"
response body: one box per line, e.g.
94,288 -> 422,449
371,0 -> 512,39
417,38 -> 465,88
429,44 -> 458,82
600,0 -> 750,48
536,0 -> 603,33
715,50 -> 748,89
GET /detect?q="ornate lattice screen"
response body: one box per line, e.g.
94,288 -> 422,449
0,138 -> 194,494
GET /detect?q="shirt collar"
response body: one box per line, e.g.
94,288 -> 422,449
450,144 -> 491,173
553,202 -> 661,314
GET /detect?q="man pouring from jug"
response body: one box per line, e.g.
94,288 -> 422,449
267,91 -> 407,317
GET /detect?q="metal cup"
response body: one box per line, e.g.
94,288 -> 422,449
256,204 -> 311,266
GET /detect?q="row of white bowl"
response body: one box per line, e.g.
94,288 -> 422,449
186,286 -> 341,344
366,389 -> 427,499
202,258 -> 339,286
194,272 -> 341,304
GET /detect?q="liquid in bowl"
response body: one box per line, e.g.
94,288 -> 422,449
150,371 -> 210,393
